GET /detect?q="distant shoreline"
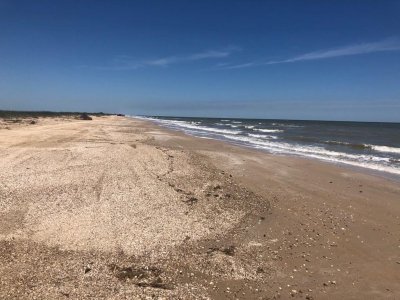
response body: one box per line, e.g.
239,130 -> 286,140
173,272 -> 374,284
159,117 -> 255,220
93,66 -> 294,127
141,114 -> 400,125
0,110 -> 112,119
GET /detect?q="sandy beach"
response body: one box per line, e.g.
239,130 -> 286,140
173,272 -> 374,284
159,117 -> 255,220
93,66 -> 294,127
0,115 -> 399,299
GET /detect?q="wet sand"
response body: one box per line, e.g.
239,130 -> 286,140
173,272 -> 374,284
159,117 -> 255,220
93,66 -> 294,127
0,116 -> 399,299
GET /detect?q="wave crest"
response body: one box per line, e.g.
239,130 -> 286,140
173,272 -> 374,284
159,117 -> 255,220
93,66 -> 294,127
254,128 -> 283,133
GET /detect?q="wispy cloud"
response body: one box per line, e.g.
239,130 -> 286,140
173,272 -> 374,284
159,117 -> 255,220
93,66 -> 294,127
97,46 -> 240,70
146,49 -> 238,67
219,38 -> 400,69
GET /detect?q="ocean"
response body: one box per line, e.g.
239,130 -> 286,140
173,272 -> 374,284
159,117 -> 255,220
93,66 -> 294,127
138,116 -> 400,177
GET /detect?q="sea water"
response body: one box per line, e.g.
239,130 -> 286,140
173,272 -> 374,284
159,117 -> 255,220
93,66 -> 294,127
137,116 -> 400,177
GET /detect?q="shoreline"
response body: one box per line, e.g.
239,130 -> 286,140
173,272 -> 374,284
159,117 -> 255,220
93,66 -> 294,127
138,115 -> 400,180
1,116 -> 399,299
136,116 -> 400,183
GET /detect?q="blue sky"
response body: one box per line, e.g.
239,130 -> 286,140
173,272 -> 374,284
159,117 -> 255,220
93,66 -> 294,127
0,0 -> 399,121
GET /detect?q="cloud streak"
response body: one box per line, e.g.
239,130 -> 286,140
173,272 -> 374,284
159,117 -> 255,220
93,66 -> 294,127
146,49 -> 238,67
220,38 -> 400,69
98,46 -> 240,70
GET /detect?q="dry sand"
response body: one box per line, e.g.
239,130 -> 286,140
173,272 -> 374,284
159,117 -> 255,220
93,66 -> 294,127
0,116 -> 399,299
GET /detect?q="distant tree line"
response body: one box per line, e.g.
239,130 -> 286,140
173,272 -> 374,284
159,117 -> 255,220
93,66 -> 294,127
0,110 -> 113,119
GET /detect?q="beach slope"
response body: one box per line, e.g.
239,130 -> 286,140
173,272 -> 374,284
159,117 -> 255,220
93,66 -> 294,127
0,116 -> 399,299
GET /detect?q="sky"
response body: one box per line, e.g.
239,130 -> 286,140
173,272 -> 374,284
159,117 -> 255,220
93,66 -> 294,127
0,0 -> 399,121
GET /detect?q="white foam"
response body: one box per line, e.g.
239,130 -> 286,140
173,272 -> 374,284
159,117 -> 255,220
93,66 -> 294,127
254,128 -> 283,133
248,133 -> 278,139
146,117 -> 242,135
221,134 -> 400,175
369,145 -> 400,154
190,126 -> 241,135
